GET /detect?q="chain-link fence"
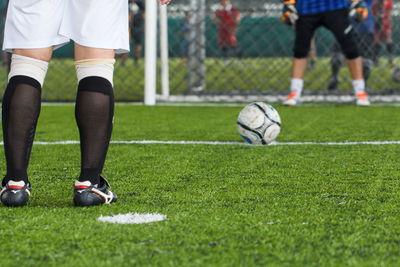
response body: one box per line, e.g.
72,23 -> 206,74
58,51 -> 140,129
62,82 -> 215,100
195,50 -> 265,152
166,0 -> 400,101
0,0 -> 399,102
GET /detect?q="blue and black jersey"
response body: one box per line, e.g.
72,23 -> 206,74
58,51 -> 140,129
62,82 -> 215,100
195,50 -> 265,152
296,0 -> 349,15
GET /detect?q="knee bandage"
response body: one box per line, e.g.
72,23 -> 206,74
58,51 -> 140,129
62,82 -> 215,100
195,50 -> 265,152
75,59 -> 115,87
8,54 -> 49,87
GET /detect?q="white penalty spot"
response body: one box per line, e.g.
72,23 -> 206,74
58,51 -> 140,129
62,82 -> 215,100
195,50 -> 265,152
98,213 -> 167,224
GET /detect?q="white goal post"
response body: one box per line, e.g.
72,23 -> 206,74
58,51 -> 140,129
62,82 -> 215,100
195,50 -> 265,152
144,0 -> 170,105
144,0 -> 158,105
160,4 -> 170,98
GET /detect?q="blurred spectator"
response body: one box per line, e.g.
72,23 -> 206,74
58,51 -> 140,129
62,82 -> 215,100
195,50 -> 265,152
373,0 -> 393,66
180,11 -> 190,62
130,0 -> 145,64
213,0 -> 241,61
327,0 -> 375,90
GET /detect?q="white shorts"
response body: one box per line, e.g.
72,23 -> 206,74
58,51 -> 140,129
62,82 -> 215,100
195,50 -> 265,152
3,0 -> 129,54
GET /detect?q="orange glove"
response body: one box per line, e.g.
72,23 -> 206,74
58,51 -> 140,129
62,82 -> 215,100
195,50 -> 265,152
281,0 -> 298,26
349,0 -> 368,22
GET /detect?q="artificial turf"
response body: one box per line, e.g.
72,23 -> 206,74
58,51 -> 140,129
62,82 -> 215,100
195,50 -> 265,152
1,104 -> 400,266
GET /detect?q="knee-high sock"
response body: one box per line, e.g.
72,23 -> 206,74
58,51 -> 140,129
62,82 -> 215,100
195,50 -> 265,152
75,77 -> 114,185
2,76 -> 41,185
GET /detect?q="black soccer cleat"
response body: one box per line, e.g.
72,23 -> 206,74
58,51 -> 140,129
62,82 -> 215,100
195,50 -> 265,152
0,180 -> 31,207
73,176 -> 117,207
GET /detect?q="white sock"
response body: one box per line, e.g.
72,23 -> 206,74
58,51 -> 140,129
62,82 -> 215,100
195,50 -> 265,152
352,79 -> 365,94
9,54 -> 49,87
290,78 -> 303,95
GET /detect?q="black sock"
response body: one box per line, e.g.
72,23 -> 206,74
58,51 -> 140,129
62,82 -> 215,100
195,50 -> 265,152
373,44 -> 381,61
2,76 -> 41,185
330,54 -> 343,80
75,77 -> 114,185
222,47 -> 228,58
387,43 -> 393,54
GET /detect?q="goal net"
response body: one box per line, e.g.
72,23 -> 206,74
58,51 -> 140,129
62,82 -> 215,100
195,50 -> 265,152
153,0 -> 400,104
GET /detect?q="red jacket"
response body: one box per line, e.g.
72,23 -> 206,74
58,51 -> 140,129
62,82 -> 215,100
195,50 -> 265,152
215,5 -> 240,47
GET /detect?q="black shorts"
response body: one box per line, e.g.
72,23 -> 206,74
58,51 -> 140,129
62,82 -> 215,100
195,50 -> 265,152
331,32 -> 374,59
294,8 -> 359,59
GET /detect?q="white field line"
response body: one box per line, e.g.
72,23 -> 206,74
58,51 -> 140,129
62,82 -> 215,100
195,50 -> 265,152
9,140 -> 400,146
98,213 -> 166,224
157,94 -> 400,104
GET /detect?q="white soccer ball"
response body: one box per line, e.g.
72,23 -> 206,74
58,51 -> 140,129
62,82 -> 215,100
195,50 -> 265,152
237,102 -> 281,145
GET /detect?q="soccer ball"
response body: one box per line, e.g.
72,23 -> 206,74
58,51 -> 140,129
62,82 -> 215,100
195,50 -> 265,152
237,102 -> 281,145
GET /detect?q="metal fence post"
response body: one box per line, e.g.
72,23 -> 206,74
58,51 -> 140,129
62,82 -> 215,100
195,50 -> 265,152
188,0 -> 206,92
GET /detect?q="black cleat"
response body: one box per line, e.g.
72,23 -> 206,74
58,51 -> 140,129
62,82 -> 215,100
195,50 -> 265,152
73,176 -> 117,207
0,180 -> 31,207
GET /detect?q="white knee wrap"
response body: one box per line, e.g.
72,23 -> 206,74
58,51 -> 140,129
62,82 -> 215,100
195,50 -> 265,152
75,59 -> 116,86
9,54 -> 49,87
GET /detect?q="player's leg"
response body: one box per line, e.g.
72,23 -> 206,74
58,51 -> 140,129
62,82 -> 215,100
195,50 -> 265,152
0,47 -> 52,207
135,42 -> 142,63
359,33 -> 375,83
327,41 -> 345,91
59,0 -> 128,206
221,46 -> 228,58
308,37 -> 317,69
0,0 -> 70,207
73,44 -> 117,206
221,46 -> 231,65
373,29 -> 382,65
323,9 -> 370,106
132,32 -> 141,64
386,42 -> 393,66
232,45 -> 240,59
362,58 -> 374,83
384,27 -> 394,66
283,14 -> 320,106
347,58 -> 370,105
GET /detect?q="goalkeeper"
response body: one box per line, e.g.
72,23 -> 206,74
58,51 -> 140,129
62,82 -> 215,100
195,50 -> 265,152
282,0 -> 371,106
327,0 -> 374,91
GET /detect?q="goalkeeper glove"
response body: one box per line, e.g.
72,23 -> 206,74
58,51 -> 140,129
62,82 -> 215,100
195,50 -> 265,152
349,0 -> 368,22
281,0 -> 298,26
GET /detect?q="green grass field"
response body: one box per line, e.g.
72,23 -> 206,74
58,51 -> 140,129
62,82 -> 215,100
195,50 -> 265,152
1,103 -> 400,266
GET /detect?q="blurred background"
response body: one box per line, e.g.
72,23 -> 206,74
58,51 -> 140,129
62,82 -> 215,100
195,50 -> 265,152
0,0 -> 399,101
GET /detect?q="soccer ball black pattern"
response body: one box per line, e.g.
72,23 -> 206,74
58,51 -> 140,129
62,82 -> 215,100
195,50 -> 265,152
237,102 -> 281,145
